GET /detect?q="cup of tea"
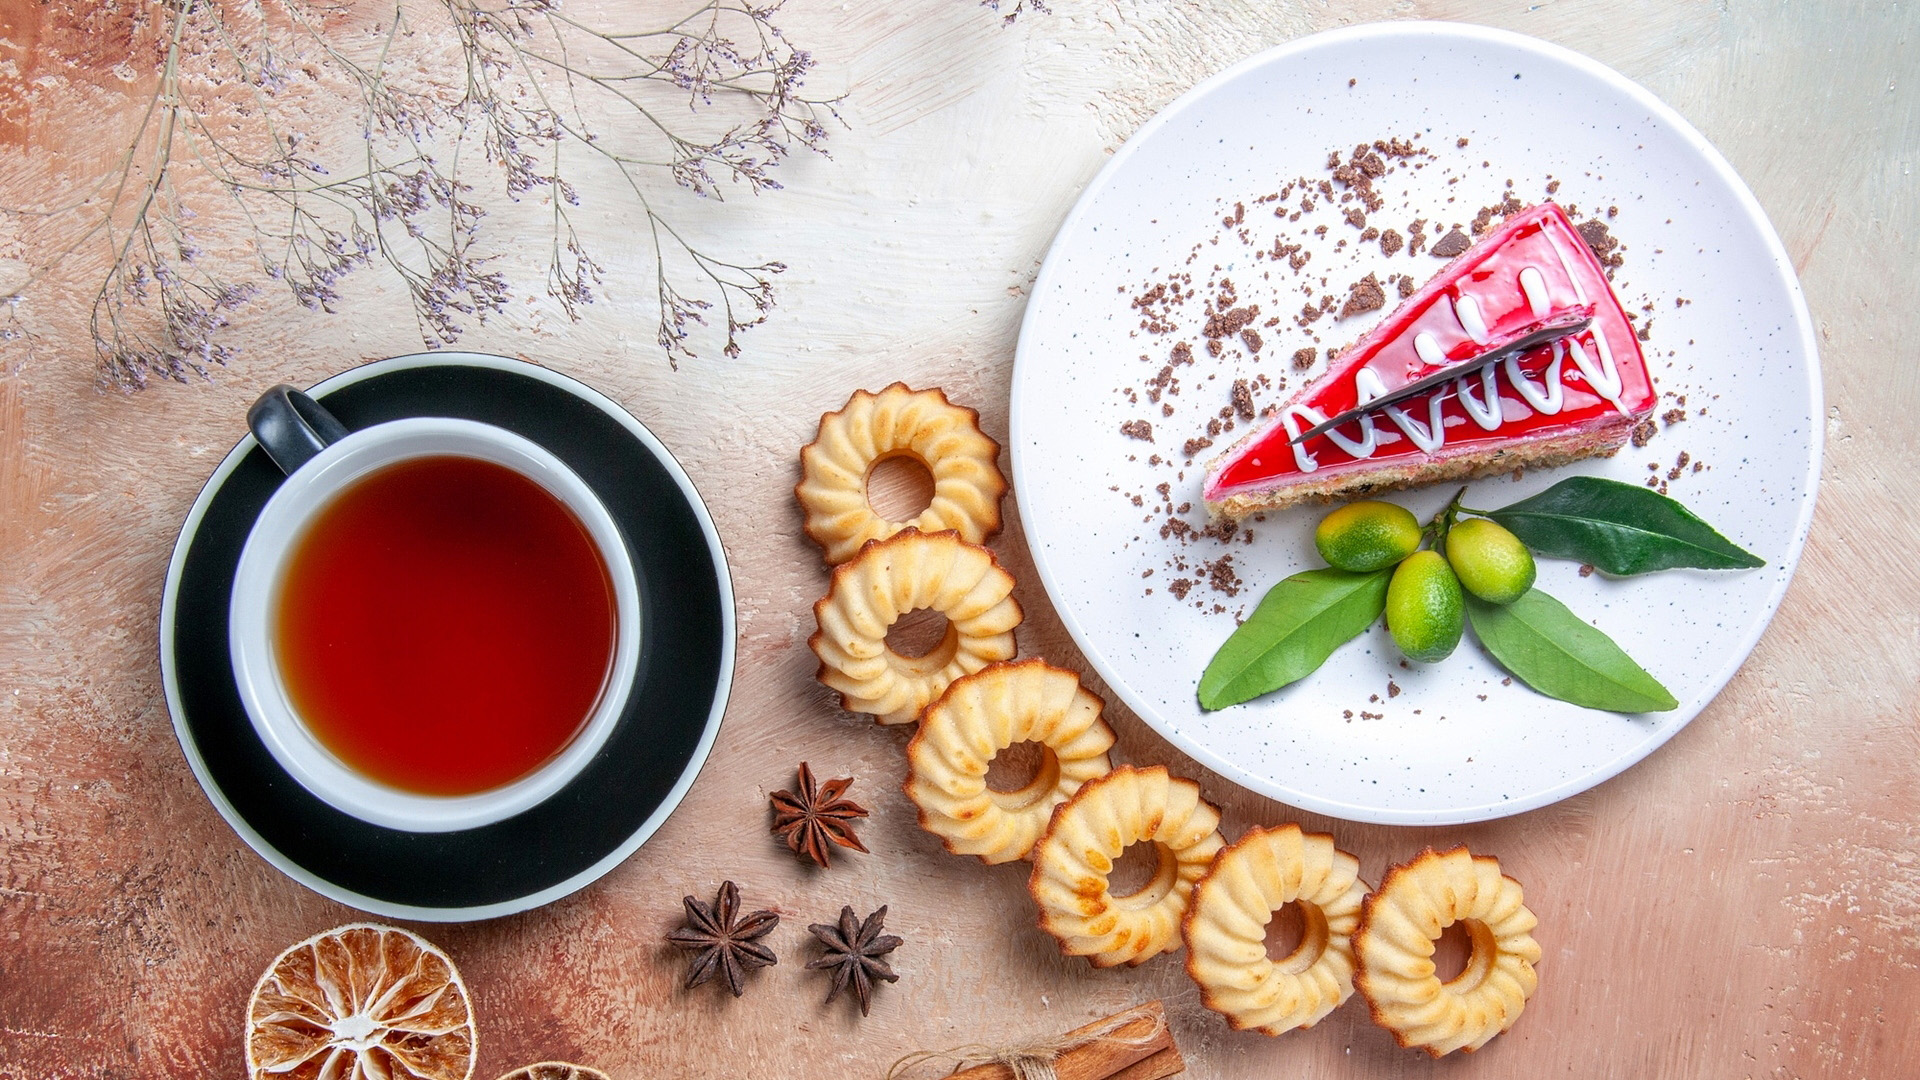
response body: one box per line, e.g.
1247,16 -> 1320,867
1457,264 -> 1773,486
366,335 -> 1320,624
228,385 -> 641,832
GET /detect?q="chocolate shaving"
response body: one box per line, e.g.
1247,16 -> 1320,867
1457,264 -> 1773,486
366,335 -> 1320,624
1431,228 -> 1471,257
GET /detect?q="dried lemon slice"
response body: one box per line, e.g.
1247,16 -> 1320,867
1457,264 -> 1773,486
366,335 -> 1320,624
811,528 -> 1022,725
905,659 -> 1116,864
1354,846 -> 1541,1057
494,1065 -> 610,1080
247,922 -> 476,1080
1182,824 -> 1369,1035
797,384 -> 1006,565
1028,765 -> 1225,967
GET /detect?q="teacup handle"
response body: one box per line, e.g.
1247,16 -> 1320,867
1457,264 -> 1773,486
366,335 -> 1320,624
248,384 -> 351,475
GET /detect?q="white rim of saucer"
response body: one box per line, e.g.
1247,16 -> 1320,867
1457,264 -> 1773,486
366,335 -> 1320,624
228,416 -> 643,833
1009,20 -> 1824,824
160,353 -> 737,920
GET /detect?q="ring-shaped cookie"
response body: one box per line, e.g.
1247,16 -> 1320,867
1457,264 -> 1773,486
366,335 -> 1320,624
905,659 -> 1116,865
1181,825 -> 1369,1035
1354,846 -> 1541,1057
810,528 -> 1022,726
797,384 -> 1007,565
1028,765 -> 1225,968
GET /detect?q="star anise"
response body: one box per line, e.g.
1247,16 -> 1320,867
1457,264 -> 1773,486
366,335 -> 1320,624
665,880 -> 779,997
806,904 -> 902,1016
769,762 -> 870,868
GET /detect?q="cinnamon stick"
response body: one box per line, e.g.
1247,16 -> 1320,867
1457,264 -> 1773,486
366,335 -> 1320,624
1104,1046 -> 1183,1080
943,1000 -> 1182,1080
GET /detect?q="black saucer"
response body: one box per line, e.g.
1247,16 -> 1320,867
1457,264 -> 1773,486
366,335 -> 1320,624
160,354 -> 734,920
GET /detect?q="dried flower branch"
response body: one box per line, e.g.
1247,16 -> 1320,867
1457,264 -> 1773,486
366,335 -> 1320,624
1,0 -> 839,390
981,0 -> 1050,26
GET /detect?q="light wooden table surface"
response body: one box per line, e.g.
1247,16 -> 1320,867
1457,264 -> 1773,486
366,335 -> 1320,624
3,2 -> 1916,1078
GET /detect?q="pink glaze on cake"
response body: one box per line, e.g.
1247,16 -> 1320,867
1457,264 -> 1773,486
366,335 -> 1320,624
1203,203 -> 1656,518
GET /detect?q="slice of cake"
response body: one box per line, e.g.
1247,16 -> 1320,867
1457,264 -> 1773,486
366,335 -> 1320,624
1203,203 -> 1656,519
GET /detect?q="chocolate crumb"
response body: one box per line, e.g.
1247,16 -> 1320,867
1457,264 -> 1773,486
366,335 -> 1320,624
1168,578 -> 1194,600
1379,228 -> 1403,256
1663,408 -> 1686,425
1183,436 -> 1213,457
1240,328 -> 1263,353
1170,341 -> 1194,365
1292,347 -> 1317,370
1395,274 -> 1416,298
1431,228 -> 1472,257
1387,680 -> 1401,698
1456,137 -> 1469,147
1120,420 -> 1154,442
1630,420 -> 1657,448
1340,273 -> 1386,319
1203,305 -> 1260,340
1205,555 -> 1242,597
1231,379 -> 1256,421
1579,564 -> 1596,577
1344,208 -> 1367,230
1576,219 -> 1618,257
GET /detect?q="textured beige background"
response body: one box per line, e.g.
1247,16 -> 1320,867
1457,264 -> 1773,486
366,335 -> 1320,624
3,1 -> 1917,1078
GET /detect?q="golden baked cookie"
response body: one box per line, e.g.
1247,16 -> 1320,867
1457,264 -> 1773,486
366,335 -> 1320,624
905,659 -> 1117,864
1354,846 -> 1541,1057
1181,825 -> 1369,1035
797,383 -> 1007,565
1028,765 -> 1226,968
811,528 -> 1022,725
494,1066 -> 610,1080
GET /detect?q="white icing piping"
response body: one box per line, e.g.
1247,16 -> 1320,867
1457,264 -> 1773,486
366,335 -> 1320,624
1279,401 -> 1379,474
1454,293 -> 1490,345
1270,241 -> 1635,475
1383,393 -> 1448,453
1505,340 -> 1566,414
1291,329 -> 1626,469
1414,332 -> 1445,367
1456,364 -> 1504,430
1519,266 -> 1551,319
1542,228 -> 1590,306
1566,335 -> 1629,414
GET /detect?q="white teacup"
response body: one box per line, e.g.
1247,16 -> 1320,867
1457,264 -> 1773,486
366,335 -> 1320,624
230,387 -> 640,833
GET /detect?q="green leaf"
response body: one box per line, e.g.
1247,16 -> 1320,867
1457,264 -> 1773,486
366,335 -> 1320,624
1484,476 -> 1764,575
1464,590 -> 1679,713
1198,568 -> 1390,710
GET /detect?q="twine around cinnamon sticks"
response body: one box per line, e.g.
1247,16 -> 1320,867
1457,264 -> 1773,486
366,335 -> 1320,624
885,1000 -> 1183,1080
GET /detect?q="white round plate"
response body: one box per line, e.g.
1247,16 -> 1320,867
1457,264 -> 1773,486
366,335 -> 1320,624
1011,22 -> 1820,824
